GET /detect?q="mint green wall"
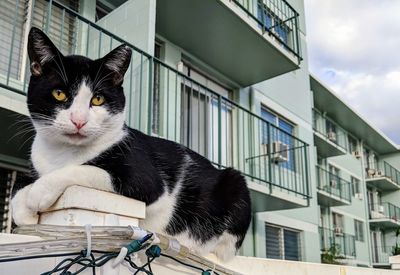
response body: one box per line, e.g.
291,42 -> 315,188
96,0 -> 156,55
247,0 -> 323,263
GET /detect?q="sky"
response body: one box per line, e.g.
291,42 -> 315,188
304,0 -> 400,144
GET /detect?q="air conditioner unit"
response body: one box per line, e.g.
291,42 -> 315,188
378,205 -> 385,214
371,210 -> 385,219
271,141 -> 289,163
355,193 -> 363,200
327,131 -> 337,142
334,227 -> 343,235
352,151 -> 361,159
366,168 -> 376,177
375,170 -> 384,177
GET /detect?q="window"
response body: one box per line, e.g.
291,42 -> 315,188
180,63 -> 232,166
33,0 -> 80,54
364,148 -> 378,170
332,212 -> 344,229
261,107 -> 295,170
354,220 -> 364,242
257,1 -> 289,44
328,165 -> 340,187
95,0 -> 128,21
265,224 -> 301,261
0,0 -> 27,80
0,0 -> 79,81
348,135 -> 358,153
326,120 -> 336,135
351,177 -> 361,197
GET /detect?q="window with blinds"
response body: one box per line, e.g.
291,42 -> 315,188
265,224 -> 301,261
0,0 -> 79,82
354,220 -> 364,242
351,176 -> 361,197
0,168 -> 14,232
31,0 -> 79,55
0,0 -> 28,80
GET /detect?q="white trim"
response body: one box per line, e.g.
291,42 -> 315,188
256,212 -> 318,234
326,160 -> 363,180
254,88 -> 313,132
330,208 -> 366,222
155,34 -> 240,89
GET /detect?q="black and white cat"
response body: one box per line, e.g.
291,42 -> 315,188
11,27 -> 251,260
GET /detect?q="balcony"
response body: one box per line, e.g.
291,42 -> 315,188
313,110 -> 347,158
0,1 -> 310,212
319,227 -> 356,259
156,0 -> 301,86
369,203 -> 400,229
316,166 -> 352,207
372,246 -> 392,267
366,161 -> 400,192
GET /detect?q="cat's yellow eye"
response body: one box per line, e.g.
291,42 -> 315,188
91,95 -> 105,106
52,89 -> 67,102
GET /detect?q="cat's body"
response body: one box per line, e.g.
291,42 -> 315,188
11,27 -> 251,260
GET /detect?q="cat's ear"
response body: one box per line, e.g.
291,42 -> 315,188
27,27 -> 63,76
102,44 -> 132,85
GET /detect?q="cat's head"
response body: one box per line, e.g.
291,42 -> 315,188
27,27 -> 131,146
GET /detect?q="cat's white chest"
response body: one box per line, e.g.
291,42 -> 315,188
31,136 -> 95,175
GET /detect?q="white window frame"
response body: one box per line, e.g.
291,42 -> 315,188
265,223 -> 302,261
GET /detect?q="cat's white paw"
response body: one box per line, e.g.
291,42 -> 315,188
12,185 -> 39,225
26,177 -> 61,212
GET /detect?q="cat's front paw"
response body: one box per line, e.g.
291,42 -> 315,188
12,185 -> 39,225
26,177 -> 62,212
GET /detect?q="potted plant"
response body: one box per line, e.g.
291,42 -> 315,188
321,244 -> 345,265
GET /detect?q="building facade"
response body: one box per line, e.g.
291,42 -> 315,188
0,0 -> 399,268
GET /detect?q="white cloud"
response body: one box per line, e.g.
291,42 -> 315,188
305,0 -> 400,144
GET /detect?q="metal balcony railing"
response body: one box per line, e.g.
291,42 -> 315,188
313,109 -> 348,150
232,0 -> 301,61
366,161 -> 400,186
319,227 -> 356,258
369,202 -> 400,222
0,0 -> 311,200
316,166 -> 352,203
372,246 -> 393,264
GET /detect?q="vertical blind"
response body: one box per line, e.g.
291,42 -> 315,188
0,168 -> 12,232
31,0 -> 79,55
0,0 -> 28,80
266,224 -> 301,261
0,0 -> 79,83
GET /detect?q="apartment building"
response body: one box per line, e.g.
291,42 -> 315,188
311,75 -> 400,267
0,0 -> 399,269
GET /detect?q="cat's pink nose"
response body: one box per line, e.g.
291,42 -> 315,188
71,119 -> 87,130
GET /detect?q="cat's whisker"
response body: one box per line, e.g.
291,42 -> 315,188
93,71 -> 115,91
18,134 -> 35,150
92,60 -> 106,89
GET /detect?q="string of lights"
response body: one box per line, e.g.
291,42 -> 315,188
0,225 -> 239,275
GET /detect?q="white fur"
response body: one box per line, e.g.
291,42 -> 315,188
140,155 -> 192,233
32,33 -> 55,65
173,231 -> 238,261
